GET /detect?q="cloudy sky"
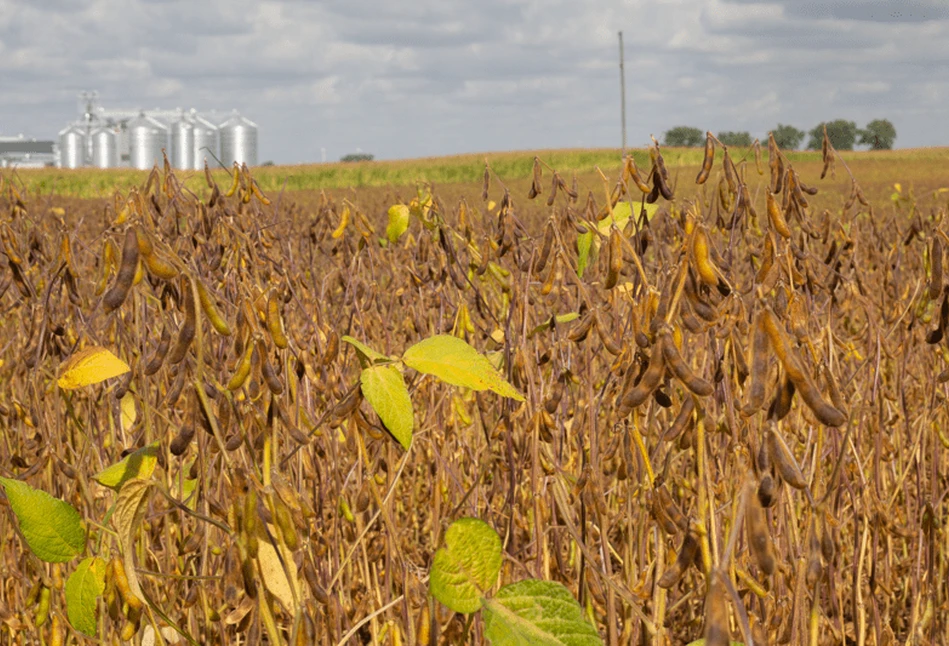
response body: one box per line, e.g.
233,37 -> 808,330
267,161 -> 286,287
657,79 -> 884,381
1,0 -> 946,164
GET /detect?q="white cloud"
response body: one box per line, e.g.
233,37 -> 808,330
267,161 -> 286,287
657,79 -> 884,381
0,0 -> 946,162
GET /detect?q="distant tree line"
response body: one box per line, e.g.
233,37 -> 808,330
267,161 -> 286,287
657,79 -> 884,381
662,119 -> 896,151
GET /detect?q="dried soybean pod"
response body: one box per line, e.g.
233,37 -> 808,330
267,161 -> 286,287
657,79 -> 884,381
768,374 -> 795,421
655,164 -> 674,200
197,280 -> 232,336
766,424 -> 809,490
624,156 -> 651,193
691,226 -> 720,289
743,312 -> 769,415
567,311 -> 595,343
659,327 -> 713,396
167,282 -> 197,365
806,526 -> 822,587
102,228 -> 139,314
225,163 -> 240,197
703,569 -> 731,646
618,344 -> 666,414
746,493 -> 775,575
757,473 -> 779,508
170,425 -> 196,456
259,341 -> 285,395
227,337 -> 256,391
540,255 -> 558,295
134,226 -> 153,256
323,328 -> 339,365
545,172 -> 560,207
658,530 -> 700,589
143,325 -> 172,376
930,235 -> 943,300
527,157 -> 542,199
654,485 -> 688,533
593,310 -> 622,355
663,396 -> 694,441
604,228 -> 622,289
533,219 -> 554,273
696,132 -> 714,185
266,292 -> 289,349
767,191 -> 792,239
752,138 -> 764,175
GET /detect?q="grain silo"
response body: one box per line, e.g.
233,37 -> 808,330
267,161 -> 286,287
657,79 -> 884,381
128,114 -> 168,170
90,126 -> 117,168
192,116 -> 219,170
170,116 -> 194,170
58,124 -> 86,168
219,113 -> 257,166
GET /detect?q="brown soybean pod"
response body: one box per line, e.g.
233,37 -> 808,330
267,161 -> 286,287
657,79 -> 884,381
743,312 -> 769,415
618,344 -> 666,414
662,396 -> 694,441
267,292 -> 289,349
624,156 -> 650,194
322,329 -> 340,365
593,310 -> 622,355
143,325 -> 172,376
259,340 -> 285,395
567,311 -> 595,343
703,569 -> 730,646
604,229 -> 622,289
102,228 -> 140,314
482,164 -> 490,201
695,133 -> 714,185
167,282 -> 197,365
527,156 -> 542,199
659,328 -> 713,397
930,236 -> 943,300
654,485 -> 689,533
533,219 -> 554,273
227,336 -> 256,390
657,530 -> 699,589
691,227 -> 720,289
766,424 -> 809,490
170,425 -> 196,456
767,191 -> 792,239
545,172 -> 559,207
745,493 -> 775,575
197,280 -> 232,336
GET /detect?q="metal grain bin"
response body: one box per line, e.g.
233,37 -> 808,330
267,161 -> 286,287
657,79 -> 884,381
128,114 -> 168,170
219,113 -> 257,166
170,117 -> 194,170
58,124 -> 86,168
90,126 -> 117,168
192,116 -> 219,170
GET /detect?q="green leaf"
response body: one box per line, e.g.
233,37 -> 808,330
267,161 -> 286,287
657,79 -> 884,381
112,477 -> 153,606
386,204 -> 410,243
65,556 -> 107,636
403,335 -> 524,401
483,579 -> 602,646
93,442 -> 159,491
429,518 -> 503,614
0,477 -> 85,563
341,335 -> 390,368
360,364 -> 414,450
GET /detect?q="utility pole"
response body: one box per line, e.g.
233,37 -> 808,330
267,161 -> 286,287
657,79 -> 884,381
618,31 -> 627,155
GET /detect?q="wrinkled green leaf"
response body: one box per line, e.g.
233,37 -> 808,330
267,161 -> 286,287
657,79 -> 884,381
0,477 -> 85,563
360,364 -> 414,450
483,579 -> 602,646
93,442 -> 159,491
430,518 -> 502,614
386,204 -> 410,243
341,335 -> 389,368
65,556 -> 107,636
403,335 -> 524,401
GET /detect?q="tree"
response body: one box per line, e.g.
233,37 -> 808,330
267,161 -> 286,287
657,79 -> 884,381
858,119 -> 896,150
663,126 -> 704,148
806,120 -> 858,151
717,131 -> 753,147
770,124 -> 805,150
340,153 -> 374,162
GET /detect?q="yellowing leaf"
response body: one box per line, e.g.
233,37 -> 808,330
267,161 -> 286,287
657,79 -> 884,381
403,335 -> 524,401
256,524 -> 302,613
360,364 -> 413,450
57,346 -> 130,390
430,518 -> 502,614
93,443 -> 159,491
386,204 -> 410,243
120,392 -> 137,431
112,477 -> 152,606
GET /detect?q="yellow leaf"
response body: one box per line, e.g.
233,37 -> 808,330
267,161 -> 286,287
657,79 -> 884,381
57,347 -> 130,390
256,524 -> 302,612
486,200 -> 497,211
386,204 -> 410,243
120,393 -> 137,432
